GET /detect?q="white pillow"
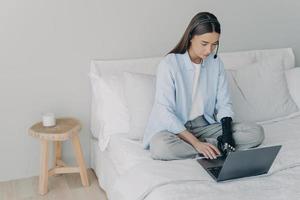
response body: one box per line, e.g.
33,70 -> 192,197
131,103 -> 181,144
220,51 -> 256,70
123,71 -> 156,140
89,73 -> 130,150
226,58 -> 299,123
285,67 -> 300,109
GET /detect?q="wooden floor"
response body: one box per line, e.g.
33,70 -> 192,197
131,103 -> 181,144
0,169 -> 108,200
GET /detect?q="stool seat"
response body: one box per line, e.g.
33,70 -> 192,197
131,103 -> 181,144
28,117 -> 89,195
29,118 -> 80,141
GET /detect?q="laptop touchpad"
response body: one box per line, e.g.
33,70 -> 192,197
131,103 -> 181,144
197,156 -> 225,168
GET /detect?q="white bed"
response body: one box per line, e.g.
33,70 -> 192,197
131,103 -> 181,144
91,113 -> 300,200
89,48 -> 300,200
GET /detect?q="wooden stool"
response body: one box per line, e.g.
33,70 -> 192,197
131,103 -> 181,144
28,117 -> 89,195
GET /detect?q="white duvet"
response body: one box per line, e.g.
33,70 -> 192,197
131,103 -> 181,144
104,113 -> 300,200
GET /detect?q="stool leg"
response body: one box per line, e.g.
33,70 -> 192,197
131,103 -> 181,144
39,139 -> 49,195
71,133 -> 89,186
54,141 -> 62,167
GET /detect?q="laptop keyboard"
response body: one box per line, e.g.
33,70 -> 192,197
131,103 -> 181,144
208,166 -> 222,177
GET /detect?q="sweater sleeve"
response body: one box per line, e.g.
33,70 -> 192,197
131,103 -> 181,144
154,60 -> 187,134
215,58 -> 235,123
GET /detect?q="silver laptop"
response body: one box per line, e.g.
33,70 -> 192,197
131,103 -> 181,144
197,145 -> 281,182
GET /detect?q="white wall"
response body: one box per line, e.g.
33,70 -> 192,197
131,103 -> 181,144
0,0 -> 299,181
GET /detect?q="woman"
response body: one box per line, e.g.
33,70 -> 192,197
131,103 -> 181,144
143,12 -> 265,160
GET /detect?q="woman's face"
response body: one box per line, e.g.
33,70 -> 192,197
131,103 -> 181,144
189,32 -> 220,61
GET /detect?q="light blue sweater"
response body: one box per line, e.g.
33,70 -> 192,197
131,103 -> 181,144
143,51 -> 234,149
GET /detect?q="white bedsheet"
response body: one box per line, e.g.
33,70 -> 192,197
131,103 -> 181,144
102,113 -> 300,200
106,112 -> 300,175
90,136 -> 119,198
106,135 -> 151,175
110,138 -> 300,200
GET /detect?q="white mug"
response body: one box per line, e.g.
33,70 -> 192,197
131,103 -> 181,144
42,113 -> 56,127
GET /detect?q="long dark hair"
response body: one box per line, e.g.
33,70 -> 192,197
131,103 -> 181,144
169,12 -> 221,54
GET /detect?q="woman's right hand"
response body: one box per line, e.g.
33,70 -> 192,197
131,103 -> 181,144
193,141 -> 221,159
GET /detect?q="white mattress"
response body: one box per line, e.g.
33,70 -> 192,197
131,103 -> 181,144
91,112 -> 300,200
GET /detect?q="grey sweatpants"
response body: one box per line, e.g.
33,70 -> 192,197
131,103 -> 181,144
149,115 -> 265,160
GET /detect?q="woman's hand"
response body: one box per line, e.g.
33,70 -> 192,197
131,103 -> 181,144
178,130 -> 221,159
193,141 -> 221,159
